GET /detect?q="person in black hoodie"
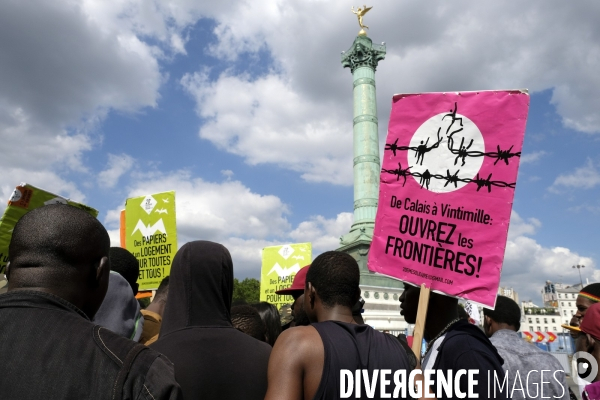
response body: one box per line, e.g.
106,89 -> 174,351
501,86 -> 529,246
400,283 -> 508,399
150,240 -> 271,399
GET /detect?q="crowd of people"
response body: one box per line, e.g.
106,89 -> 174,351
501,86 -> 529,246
0,204 -> 599,399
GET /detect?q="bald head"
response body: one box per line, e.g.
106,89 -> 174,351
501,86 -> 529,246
7,204 -> 110,318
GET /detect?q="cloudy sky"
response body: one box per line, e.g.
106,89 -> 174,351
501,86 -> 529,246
1,0 -> 599,302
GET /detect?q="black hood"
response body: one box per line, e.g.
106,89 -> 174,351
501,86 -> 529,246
159,241 -> 234,336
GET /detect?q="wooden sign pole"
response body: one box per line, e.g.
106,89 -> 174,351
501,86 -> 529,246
411,284 -> 431,363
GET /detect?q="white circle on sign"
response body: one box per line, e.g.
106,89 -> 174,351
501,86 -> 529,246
408,112 -> 485,193
9,189 -> 22,202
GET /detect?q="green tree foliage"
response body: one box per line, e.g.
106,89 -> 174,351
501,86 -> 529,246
233,278 -> 260,304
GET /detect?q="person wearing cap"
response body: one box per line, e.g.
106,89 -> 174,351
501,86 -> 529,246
276,265 -> 311,328
566,283 -> 600,337
565,302 -> 600,400
483,296 -> 569,400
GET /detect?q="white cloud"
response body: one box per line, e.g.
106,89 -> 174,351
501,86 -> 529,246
106,170 -> 291,241
221,170 -> 235,182
520,151 -> 548,164
501,210 -> 595,302
0,100 -> 92,202
0,0 -> 175,206
550,159 -> 600,191
106,170 -> 353,276
502,235 -> 594,302
175,1 -> 600,184
507,210 -> 541,240
289,213 -> 353,252
181,71 -> 353,185
0,1 -> 163,128
98,154 -> 135,188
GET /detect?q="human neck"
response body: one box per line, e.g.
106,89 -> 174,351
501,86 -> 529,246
9,286 -> 91,317
317,305 -> 355,324
145,300 -> 165,316
424,309 -> 459,341
495,323 -> 516,332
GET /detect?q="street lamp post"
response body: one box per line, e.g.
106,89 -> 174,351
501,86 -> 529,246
573,264 -> 585,287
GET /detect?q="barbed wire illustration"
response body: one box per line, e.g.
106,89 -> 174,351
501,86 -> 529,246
382,102 -> 521,192
385,128 -> 443,166
381,167 -> 516,192
447,137 -> 521,167
381,162 -> 412,187
385,102 -> 521,166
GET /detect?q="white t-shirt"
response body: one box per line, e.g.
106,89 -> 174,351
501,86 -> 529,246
421,334 -> 446,371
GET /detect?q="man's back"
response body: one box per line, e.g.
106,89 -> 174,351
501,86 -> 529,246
490,329 -> 569,400
266,321 -> 412,400
313,321 -> 412,399
0,291 -> 181,400
151,327 -> 271,399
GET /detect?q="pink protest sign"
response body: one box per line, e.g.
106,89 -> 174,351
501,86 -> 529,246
368,90 -> 529,308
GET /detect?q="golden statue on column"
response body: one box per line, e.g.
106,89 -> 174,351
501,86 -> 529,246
351,5 -> 373,36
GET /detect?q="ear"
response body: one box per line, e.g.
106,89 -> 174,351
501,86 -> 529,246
96,256 -> 110,286
587,333 -> 596,352
355,287 -> 361,304
307,282 -> 316,309
483,316 -> 493,334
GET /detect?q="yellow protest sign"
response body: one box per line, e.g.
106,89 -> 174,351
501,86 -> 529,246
0,183 -> 98,275
124,191 -> 176,291
260,242 -> 311,309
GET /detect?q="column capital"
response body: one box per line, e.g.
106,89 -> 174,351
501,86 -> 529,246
341,35 -> 386,73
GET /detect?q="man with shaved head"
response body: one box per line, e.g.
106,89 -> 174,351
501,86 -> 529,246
0,204 -> 182,399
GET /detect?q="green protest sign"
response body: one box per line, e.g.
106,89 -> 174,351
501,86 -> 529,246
260,242 -> 311,309
0,183 -> 98,275
124,191 -> 176,291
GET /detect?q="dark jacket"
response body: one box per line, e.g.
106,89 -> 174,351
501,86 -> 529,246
151,241 -> 272,400
0,290 -> 182,400
431,320 -> 508,399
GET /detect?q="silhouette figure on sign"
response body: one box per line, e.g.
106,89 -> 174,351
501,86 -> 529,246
419,169 -> 432,190
415,128 -> 442,165
442,102 -> 464,138
448,136 -> 475,166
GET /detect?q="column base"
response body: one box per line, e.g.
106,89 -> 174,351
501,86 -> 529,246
339,221 -> 374,246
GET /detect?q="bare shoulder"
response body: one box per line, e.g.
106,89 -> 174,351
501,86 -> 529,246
271,326 -> 323,365
265,326 -> 324,400
277,325 -> 321,346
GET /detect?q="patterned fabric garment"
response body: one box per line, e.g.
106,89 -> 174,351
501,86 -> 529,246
490,329 -> 570,400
